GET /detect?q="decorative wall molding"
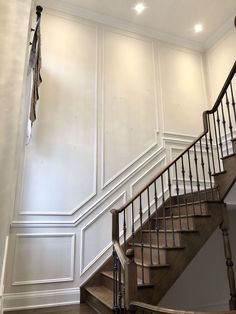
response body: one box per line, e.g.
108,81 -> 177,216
204,16 -> 235,51
130,155 -> 166,198
12,234 -> 75,286
80,192 -> 126,276
0,236 -> 8,296
0,236 -> 8,314
3,288 -> 80,311
101,27 -> 158,189
18,10 -> 99,217
10,132 -> 203,228
11,145 -> 166,228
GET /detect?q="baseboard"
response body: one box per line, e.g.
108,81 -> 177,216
3,288 -> 80,311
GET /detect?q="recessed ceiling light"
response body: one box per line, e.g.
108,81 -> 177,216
194,23 -> 203,33
134,3 -> 147,15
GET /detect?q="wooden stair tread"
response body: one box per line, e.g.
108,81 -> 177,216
155,214 -> 211,220
141,229 -> 199,233
101,271 -> 154,288
131,243 -> 185,250
135,259 -> 170,268
165,200 -> 219,208
86,286 -> 113,309
212,170 -> 227,176
221,152 -> 236,159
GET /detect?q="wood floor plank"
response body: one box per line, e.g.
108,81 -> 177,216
4,303 -> 97,314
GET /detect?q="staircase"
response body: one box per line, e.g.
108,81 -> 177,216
81,62 -> 236,313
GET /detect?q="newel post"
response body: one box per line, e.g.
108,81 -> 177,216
220,204 -> 236,310
125,249 -> 137,313
112,209 -> 119,242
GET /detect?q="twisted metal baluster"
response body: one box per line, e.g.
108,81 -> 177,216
199,138 -> 207,201
174,161 -> 182,229
168,168 -> 175,246
154,180 -> 161,264
147,186 -> 153,265
193,144 -> 202,213
181,156 -> 190,230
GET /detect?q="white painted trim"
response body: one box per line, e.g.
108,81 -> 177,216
102,143 -> 158,189
130,155 -> 166,197
0,236 -> 9,314
80,242 -> 112,277
19,191 -> 97,216
36,0 -> 203,52
3,288 -> 80,311
11,145 -> 166,228
100,26 -> 158,189
12,233 -> 75,286
164,132 -> 197,140
80,192 -> 126,275
0,236 -> 9,296
10,129 -> 220,228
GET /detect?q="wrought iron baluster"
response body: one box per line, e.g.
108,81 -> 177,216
123,209 -> 127,253
213,112 -> 221,172
193,144 -> 202,213
147,186 -> 153,265
181,156 -> 189,230
230,82 -> 236,123
139,194 -> 144,284
221,100 -> 229,155
216,108 -> 224,159
118,259 -> 122,310
205,134 -> 214,198
168,168 -> 175,246
131,202 -> 135,248
199,138 -> 207,200
207,115 -> 216,175
113,247 -> 118,311
174,162 -> 182,229
161,174 -> 167,246
154,180 -> 161,264
187,150 -> 195,215
225,91 -> 234,140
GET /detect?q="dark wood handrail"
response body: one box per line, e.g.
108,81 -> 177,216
129,301 -> 236,314
206,61 -> 236,114
111,61 -> 236,312
113,61 -> 236,214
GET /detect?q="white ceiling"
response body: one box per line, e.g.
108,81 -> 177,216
60,0 -> 236,42
39,0 -> 236,49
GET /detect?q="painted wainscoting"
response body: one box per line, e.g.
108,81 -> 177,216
3,4 -> 209,311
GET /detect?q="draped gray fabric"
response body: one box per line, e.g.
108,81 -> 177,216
28,11 -> 42,125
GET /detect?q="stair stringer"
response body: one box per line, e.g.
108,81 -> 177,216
135,202 -> 224,305
214,154 -> 236,201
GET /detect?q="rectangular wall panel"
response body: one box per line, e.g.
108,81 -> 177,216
12,234 -> 75,285
20,12 -> 98,215
159,44 -> 207,136
103,30 -> 157,185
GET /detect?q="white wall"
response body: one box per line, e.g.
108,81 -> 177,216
205,27 -> 236,104
3,6 -> 209,310
0,0 -> 32,311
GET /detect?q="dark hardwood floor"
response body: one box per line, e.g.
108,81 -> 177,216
5,304 -> 97,314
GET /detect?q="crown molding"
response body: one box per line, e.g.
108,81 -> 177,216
36,0 -> 204,52
203,14 -> 235,51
